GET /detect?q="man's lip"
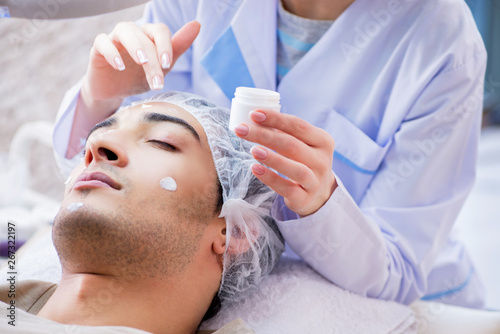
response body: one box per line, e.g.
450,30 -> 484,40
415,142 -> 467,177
73,172 -> 122,191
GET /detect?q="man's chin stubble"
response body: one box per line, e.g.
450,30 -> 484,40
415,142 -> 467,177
52,205 -> 205,279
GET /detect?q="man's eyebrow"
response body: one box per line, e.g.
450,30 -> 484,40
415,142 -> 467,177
86,117 -> 118,142
142,112 -> 201,142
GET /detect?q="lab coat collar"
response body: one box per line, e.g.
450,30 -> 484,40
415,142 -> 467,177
275,0 -> 367,121
201,0 -> 278,100
276,0 -> 364,93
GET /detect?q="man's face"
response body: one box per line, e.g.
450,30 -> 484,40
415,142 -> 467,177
53,102 -> 222,278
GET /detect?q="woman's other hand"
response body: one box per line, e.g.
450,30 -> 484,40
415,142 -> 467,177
235,110 -> 337,217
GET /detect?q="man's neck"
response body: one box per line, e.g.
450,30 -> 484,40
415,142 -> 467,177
281,0 -> 355,20
37,272 -> 207,334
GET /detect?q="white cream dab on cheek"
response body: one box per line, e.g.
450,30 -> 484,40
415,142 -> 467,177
160,177 -> 177,192
64,176 -> 72,186
67,202 -> 84,212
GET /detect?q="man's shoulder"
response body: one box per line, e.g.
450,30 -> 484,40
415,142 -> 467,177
0,279 -> 57,314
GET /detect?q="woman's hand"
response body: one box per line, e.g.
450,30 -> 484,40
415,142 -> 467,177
67,21 -> 200,159
83,20 -> 201,104
234,110 -> 337,217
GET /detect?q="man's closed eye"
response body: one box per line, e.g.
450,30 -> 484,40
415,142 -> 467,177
148,140 -> 177,151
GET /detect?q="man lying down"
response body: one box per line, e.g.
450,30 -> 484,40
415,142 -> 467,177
0,92 -> 285,333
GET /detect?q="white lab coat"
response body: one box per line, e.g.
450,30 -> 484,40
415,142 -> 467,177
53,0 -> 487,307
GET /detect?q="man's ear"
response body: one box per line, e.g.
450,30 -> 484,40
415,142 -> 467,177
212,221 -> 258,255
212,220 -> 227,255
225,225 -> 258,255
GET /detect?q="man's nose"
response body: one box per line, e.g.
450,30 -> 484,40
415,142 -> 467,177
84,135 -> 129,168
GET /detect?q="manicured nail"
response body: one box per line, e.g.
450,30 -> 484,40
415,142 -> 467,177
252,164 -> 266,175
161,53 -> 171,69
234,124 -> 249,136
152,75 -> 163,90
137,49 -> 148,64
250,110 -> 266,123
251,146 -> 268,160
114,56 -> 125,71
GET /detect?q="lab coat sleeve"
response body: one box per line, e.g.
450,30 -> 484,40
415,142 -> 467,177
52,0 -> 196,177
274,51 -> 487,305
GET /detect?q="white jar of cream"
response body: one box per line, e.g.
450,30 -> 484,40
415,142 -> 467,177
229,87 -> 281,131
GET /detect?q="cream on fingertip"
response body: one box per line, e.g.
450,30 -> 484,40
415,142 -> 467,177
137,49 -> 148,64
114,56 -> 125,71
161,53 -> 171,69
152,75 -> 163,90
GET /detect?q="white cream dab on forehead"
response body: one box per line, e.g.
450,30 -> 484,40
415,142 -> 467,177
67,202 -> 84,212
160,177 -> 177,192
142,104 -> 153,109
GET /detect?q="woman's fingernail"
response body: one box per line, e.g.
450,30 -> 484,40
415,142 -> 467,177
251,146 -> 268,160
152,75 -> 163,90
250,110 -> 266,123
252,164 -> 266,175
137,49 -> 148,64
161,53 -> 171,69
114,56 -> 125,71
234,124 -> 249,136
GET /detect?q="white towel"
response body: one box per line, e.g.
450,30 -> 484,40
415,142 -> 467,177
201,256 -> 417,334
5,231 -> 417,333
